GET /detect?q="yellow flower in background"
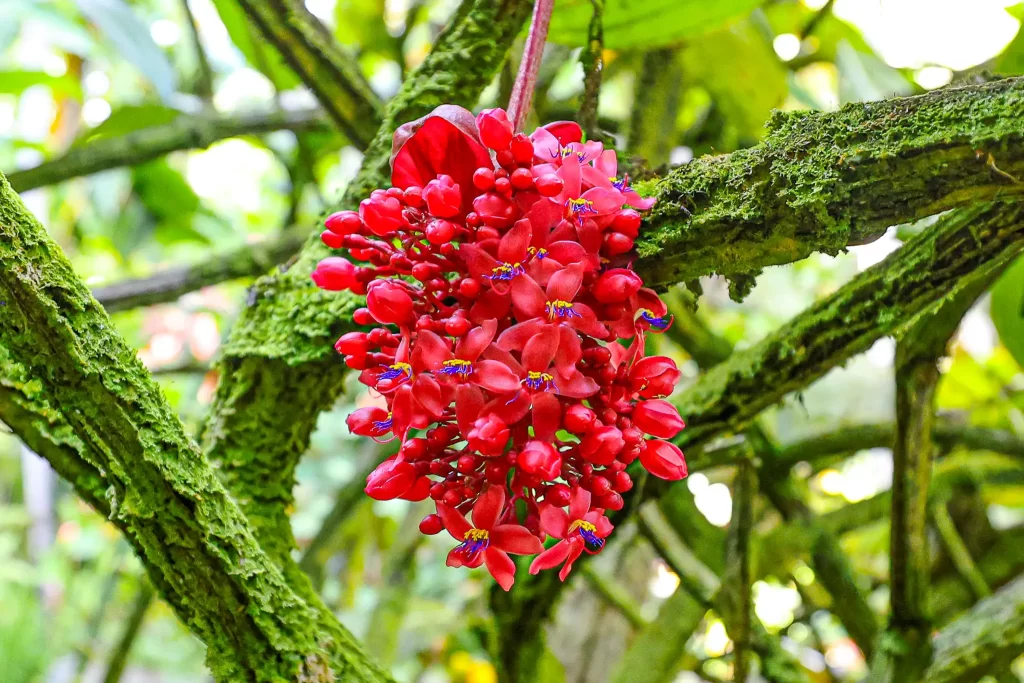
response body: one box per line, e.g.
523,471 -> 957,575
448,652 -> 497,683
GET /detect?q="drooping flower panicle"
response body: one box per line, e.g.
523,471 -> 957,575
315,105 -> 686,590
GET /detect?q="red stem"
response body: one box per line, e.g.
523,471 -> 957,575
507,0 -> 556,132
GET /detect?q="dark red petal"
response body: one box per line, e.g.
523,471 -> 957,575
499,218 -> 533,263
469,287 -> 512,324
559,538 -> 586,581
540,504 -> 570,539
510,275 -> 549,322
456,318 -> 497,362
412,374 -> 446,418
491,525 -> 545,555
474,360 -> 521,394
484,548 -> 517,591
497,318 -> 545,352
455,385 -> 485,435
544,120 -> 583,145
553,371 -> 599,399
567,302 -> 609,338
546,263 -> 584,302
458,242 -> 501,280
472,486 -> 505,530
554,325 -> 582,379
437,502 -> 472,540
521,325 -> 559,372
569,487 -> 591,520
531,392 -> 561,443
412,329 -> 454,372
529,540 -> 571,574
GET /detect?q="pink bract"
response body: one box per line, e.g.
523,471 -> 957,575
315,105 -> 686,590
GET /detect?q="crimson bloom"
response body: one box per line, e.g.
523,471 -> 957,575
437,486 -> 543,590
529,488 -> 613,581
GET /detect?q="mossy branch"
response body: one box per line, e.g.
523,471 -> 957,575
6,108 -> 328,192
0,172 -> 392,681
634,76 -> 1024,288
922,574 -> 1024,683
235,0 -> 382,147
201,0 -> 534,567
93,231 -> 305,313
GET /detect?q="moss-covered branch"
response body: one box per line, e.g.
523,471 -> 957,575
6,108 -> 328,192
490,202 -> 1024,675
201,0 -> 533,566
634,77 -> 1024,288
94,232 -> 305,313
922,574 -> 1024,683
0,172 -> 391,681
235,0 -> 382,147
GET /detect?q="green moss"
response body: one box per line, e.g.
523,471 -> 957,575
634,76 -> 1024,290
0,173 -> 391,681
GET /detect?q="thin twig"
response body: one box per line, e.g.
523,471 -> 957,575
179,0 -> 215,102
507,0 -> 556,131
101,583 -> 156,683
580,564 -> 650,629
931,502 -> 992,600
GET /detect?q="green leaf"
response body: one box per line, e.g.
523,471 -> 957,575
991,255 -> 1024,370
77,0 -> 177,100
997,22 -> 1024,74
548,0 -> 761,49
334,0 -> 392,54
836,40 -> 913,104
132,159 -> 200,222
0,70 -> 82,99
210,0 -> 300,90
78,104 -> 181,144
682,19 -> 788,142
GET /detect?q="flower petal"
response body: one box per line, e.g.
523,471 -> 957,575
569,487 -> 591,520
554,325 -> 582,379
497,318 -> 545,352
529,541 -> 571,574
456,318 -> 497,362
455,384 -> 485,435
559,538 -> 586,581
532,391 -> 561,443
458,242 -> 501,281
553,370 -> 599,399
546,263 -> 584,302
469,287 -> 511,324
510,275 -> 548,321
540,503 -> 570,539
412,330 -> 453,372
498,218 -> 533,263
437,502 -> 472,540
472,486 -> 505,530
521,325 -> 559,372
475,359 -> 522,394
484,548 -> 517,591
491,524 -> 545,555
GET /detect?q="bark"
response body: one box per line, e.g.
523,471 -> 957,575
235,0 -> 382,147
6,108 -> 328,192
0,172 -> 391,682
489,201 -> 1024,677
93,231 -> 306,313
201,0 -> 534,568
922,574 -> 1024,683
634,76 -> 1024,288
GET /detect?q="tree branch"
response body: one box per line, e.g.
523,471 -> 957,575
923,574 -> 1024,683
930,502 -> 991,601
93,231 -> 305,313
634,77 -> 1024,289
235,0 -> 382,147
201,0 -> 534,568
579,564 -> 649,629
0,173 -> 391,681
6,108 -> 328,192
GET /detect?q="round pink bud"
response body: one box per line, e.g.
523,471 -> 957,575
476,108 -> 514,150
366,280 -> 415,324
603,231 -> 634,256
630,356 -> 682,399
510,133 -> 534,164
633,400 -> 686,439
612,210 -> 642,239
335,331 -> 369,356
564,404 -> 596,434
364,457 -> 417,500
472,192 -> 518,228
321,230 -> 345,249
419,513 -> 444,535
473,167 -> 495,191
423,174 -> 461,218
425,218 -> 456,245
535,174 -> 563,197
546,484 -> 572,507
467,414 -> 510,457
592,268 -> 643,304
325,210 -> 363,235
580,425 -> 625,466
519,441 -> 562,481
359,195 -> 405,236
311,256 -> 357,291
640,440 -> 688,481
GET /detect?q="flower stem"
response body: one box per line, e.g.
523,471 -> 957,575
507,0 -> 556,131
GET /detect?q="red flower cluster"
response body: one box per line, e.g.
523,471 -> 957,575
314,105 -> 687,590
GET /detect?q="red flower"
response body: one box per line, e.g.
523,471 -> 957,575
529,488 -> 613,581
438,487 -> 543,590
314,102 -> 685,589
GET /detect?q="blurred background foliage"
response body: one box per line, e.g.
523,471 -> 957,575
1,0 -> 1023,681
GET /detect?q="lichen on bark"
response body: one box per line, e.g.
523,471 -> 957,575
0,172 -> 391,682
